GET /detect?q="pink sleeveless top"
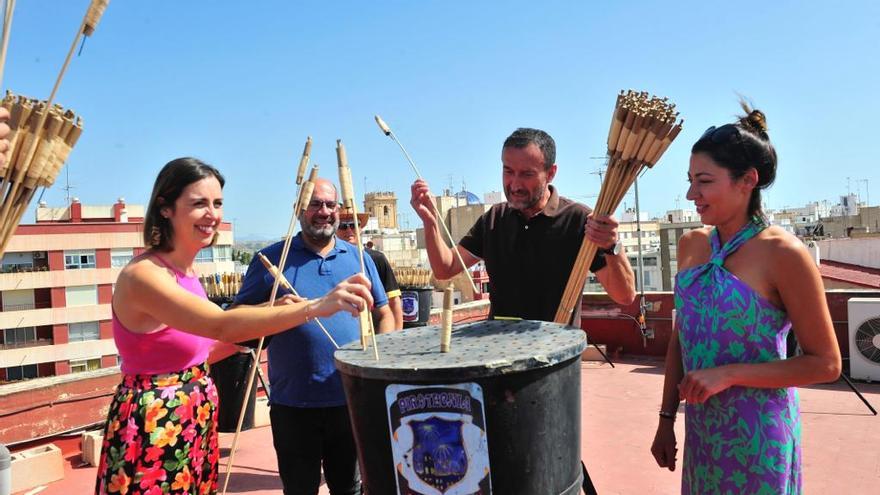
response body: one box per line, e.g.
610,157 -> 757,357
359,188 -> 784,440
113,254 -> 214,375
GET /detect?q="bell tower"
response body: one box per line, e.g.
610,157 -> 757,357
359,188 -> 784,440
364,191 -> 398,230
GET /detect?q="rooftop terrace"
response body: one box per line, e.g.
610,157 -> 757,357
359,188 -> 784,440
9,357 -> 879,494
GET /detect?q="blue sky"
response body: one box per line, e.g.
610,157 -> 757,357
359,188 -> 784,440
6,1 -> 879,237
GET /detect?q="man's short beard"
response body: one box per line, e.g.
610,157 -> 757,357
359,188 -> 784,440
504,185 -> 543,211
299,212 -> 339,242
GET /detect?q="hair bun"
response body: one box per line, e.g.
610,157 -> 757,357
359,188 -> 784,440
738,100 -> 768,135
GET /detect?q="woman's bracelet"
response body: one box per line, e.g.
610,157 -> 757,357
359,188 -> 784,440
659,410 -> 677,421
304,300 -> 314,322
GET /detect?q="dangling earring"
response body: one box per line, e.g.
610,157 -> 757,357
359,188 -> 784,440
150,226 -> 162,247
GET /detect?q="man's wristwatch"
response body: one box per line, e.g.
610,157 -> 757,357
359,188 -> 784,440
600,240 -> 621,256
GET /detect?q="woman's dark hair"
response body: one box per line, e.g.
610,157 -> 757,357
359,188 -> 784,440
144,157 -> 225,251
692,101 -> 777,217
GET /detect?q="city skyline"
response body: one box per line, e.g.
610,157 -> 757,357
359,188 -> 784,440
5,1 -> 878,238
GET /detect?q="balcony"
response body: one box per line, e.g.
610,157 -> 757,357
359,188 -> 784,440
0,301 -> 52,312
0,337 -> 52,350
0,264 -> 48,274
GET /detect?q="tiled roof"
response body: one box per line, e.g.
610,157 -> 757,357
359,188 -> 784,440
820,260 -> 880,288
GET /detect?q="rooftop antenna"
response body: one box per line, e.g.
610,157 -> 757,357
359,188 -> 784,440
63,166 -> 76,205
857,179 -> 869,206
589,156 -> 607,184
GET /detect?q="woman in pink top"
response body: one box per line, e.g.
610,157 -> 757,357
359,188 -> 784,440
95,158 -> 373,495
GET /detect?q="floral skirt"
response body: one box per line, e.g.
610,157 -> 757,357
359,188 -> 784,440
95,363 -> 219,494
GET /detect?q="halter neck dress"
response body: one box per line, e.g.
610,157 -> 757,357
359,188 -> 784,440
675,218 -> 801,494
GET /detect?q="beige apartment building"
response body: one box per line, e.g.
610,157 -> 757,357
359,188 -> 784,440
0,199 -> 233,382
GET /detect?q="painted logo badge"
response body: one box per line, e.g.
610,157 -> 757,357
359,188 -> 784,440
410,417 -> 468,490
386,383 -> 492,494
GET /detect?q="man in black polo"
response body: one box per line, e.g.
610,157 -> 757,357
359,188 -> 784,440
410,127 -> 635,494
410,127 -> 636,321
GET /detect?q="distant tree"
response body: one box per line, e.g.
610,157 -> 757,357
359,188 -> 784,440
232,249 -> 254,265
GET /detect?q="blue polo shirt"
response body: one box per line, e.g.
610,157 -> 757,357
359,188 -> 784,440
234,234 -> 387,407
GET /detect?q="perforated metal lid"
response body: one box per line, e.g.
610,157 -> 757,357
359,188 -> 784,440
335,319 -> 586,381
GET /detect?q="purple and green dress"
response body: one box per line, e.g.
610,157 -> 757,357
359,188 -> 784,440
675,218 -> 801,494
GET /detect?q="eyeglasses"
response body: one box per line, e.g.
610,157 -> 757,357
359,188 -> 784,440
337,222 -> 356,230
307,200 -> 339,211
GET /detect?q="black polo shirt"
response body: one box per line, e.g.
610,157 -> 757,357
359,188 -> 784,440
365,248 -> 400,299
459,185 -> 606,322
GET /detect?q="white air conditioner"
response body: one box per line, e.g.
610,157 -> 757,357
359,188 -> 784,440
32,251 -> 46,259
847,298 -> 880,382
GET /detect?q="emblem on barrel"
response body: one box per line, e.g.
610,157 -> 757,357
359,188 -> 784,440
387,383 -> 492,494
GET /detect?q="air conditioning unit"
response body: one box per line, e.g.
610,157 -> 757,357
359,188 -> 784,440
847,298 -> 880,382
32,251 -> 46,259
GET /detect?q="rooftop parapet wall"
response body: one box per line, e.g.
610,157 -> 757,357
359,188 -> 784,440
818,237 -> 880,270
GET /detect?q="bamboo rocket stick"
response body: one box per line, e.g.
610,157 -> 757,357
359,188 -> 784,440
374,115 -> 478,293
440,285 -> 453,352
296,136 -> 311,185
0,0 -> 17,90
257,252 -> 339,349
336,139 -> 380,360
82,0 -> 109,36
221,156 -> 316,495
0,0 -> 104,216
553,91 -> 683,324
0,0 -> 107,258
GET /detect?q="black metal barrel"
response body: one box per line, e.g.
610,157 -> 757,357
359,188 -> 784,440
211,352 -> 256,433
335,319 -> 586,495
400,285 -> 433,328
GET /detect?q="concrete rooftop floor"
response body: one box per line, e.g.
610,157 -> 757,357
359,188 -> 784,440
20,357 -> 880,494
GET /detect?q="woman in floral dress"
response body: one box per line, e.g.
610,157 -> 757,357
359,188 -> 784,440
95,157 -> 374,494
650,104 -> 841,494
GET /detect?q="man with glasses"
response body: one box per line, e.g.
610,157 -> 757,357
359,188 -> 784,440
234,178 -> 394,495
336,212 -> 404,330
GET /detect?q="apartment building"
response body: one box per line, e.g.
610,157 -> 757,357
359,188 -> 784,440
0,199 -> 233,382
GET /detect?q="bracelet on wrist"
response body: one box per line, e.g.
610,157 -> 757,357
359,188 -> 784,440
304,300 -> 313,322
659,410 -> 677,421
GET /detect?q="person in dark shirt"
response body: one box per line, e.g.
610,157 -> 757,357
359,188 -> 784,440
337,212 -> 403,329
410,127 -> 636,323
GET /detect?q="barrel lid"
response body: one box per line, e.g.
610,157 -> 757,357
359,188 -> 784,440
335,319 -> 586,382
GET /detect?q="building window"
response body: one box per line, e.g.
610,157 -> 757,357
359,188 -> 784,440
2,288 -> 35,311
383,205 -> 389,216
213,245 -> 231,262
643,258 -> 658,267
64,250 -> 96,269
195,247 -> 213,263
65,285 -> 98,307
5,364 -> 38,381
3,327 -> 36,346
111,248 -> 133,268
69,358 -> 101,373
68,321 -> 100,342
1,252 -> 35,273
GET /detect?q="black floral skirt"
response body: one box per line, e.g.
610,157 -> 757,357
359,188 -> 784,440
94,363 -> 219,494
